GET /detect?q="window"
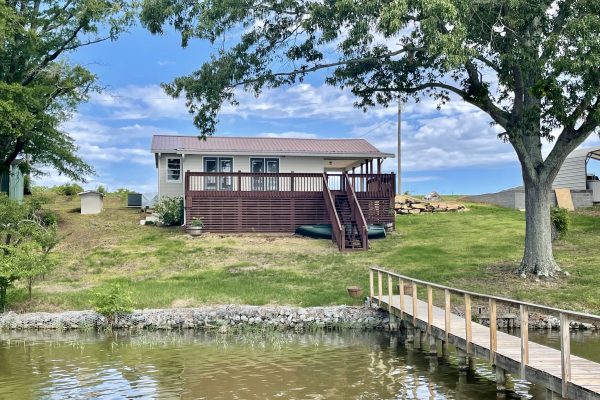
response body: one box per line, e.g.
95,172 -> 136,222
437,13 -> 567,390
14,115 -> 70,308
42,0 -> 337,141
250,158 -> 279,190
204,157 -> 234,190
166,158 -> 181,181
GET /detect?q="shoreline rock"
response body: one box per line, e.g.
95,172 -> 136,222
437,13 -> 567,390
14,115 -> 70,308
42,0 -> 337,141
0,305 -> 389,331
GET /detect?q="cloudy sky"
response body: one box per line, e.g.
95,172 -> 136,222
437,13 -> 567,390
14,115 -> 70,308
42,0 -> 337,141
42,25 -> 600,195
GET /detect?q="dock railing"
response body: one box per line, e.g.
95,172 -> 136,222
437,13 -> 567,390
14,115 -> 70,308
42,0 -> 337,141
369,266 -> 600,398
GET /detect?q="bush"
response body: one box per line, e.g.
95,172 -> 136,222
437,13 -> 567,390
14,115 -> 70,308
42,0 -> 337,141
91,283 -> 134,323
551,207 -> 570,240
53,183 -> 84,196
96,185 -> 107,194
154,196 -> 184,226
38,210 -> 58,227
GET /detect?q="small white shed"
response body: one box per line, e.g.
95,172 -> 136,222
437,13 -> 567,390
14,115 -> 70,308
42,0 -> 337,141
78,191 -> 104,215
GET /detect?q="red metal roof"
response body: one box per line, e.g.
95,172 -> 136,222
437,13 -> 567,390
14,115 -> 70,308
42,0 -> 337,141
151,135 -> 393,158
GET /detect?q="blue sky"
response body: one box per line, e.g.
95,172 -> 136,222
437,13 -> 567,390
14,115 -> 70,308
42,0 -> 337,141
40,25 -> 600,195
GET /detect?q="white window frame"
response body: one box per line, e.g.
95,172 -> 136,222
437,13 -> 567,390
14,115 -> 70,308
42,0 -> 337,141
166,157 -> 182,182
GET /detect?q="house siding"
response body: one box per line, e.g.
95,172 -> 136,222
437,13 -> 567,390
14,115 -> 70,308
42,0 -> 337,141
553,153 -> 588,190
158,153 -> 185,198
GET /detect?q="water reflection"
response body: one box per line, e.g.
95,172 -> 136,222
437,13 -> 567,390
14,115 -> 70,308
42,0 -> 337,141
0,329 -> 552,399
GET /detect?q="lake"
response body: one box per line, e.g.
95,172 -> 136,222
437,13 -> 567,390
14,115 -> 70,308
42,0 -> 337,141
2,329 -> 597,399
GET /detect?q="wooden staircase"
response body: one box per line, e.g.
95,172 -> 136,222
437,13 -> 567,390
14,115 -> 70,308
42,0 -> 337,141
322,173 -> 368,251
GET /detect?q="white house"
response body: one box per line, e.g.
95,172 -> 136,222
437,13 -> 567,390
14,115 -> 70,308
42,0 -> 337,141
150,134 -> 396,251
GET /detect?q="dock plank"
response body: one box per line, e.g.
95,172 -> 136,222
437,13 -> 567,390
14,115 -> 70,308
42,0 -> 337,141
374,293 -> 600,399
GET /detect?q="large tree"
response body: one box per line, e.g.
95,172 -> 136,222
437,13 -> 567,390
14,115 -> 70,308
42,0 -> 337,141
0,0 -> 134,181
140,0 -> 600,276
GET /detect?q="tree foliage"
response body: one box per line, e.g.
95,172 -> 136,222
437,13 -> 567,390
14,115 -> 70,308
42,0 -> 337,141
141,0 -> 600,276
0,194 -> 59,311
0,1 -> 135,180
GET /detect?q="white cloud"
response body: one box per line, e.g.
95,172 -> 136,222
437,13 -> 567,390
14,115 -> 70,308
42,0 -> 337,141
257,131 -> 319,139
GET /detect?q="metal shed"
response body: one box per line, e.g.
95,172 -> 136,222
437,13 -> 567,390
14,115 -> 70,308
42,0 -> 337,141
0,160 -> 25,203
465,146 -> 600,209
78,191 -> 104,215
553,146 -> 600,202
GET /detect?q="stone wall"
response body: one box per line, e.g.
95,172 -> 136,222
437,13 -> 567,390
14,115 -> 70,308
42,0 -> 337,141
0,305 -> 388,331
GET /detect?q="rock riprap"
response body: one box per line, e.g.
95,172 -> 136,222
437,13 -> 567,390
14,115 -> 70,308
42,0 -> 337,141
0,305 -> 388,331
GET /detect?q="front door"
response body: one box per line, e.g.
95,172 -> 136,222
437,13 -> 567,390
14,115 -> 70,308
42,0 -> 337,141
204,157 -> 233,190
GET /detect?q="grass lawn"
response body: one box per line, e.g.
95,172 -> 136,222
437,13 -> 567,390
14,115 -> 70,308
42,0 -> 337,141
7,192 -> 600,314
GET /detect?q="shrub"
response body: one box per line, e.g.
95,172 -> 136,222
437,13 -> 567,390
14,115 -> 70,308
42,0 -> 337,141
53,183 -> 84,196
551,207 -> 570,240
91,283 -> 134,323
154,196 -> 184,226
38,210 -> 58,227
96,185 -> 107,194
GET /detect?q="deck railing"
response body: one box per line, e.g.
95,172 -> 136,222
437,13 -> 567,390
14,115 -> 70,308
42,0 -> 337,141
186,171 -> 395,196
186,171 -> 324,196
344,173 -> 368,250
369,267 -> 600,399
322,174 -> 344,250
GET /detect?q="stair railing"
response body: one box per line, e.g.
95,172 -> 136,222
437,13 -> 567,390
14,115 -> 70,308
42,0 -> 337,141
322,174 -> 345,250
343,172 -> 368,250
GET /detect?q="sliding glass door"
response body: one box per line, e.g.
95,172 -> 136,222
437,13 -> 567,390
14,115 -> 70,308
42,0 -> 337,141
250,158 -> 279,190
204,157 -> 233,190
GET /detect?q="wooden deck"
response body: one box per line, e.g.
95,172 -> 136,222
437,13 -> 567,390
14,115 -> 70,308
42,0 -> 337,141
370,267 -> 600,399
184,172 -> 395,250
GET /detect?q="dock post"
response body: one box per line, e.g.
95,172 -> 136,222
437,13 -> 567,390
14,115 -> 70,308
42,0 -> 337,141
457,348 -> 469,372
428,334 -> 437,355
494,365 -> 507,391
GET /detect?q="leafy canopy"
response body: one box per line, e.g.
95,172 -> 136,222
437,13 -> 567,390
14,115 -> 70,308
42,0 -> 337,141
0,1 -> 135,180
141,0 -> 600,181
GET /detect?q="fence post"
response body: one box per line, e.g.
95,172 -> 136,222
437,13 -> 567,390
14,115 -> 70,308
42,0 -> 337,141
560,312 -> 571,398
427,285 -> 433,334
388,274 -> 393,313
378,271 -> 383,307
369,269 -> 374,301
399,279 -> 405,319
520,305 -> 529,379
444,289 -> 451,346
489,299 -> 497,364
412,282 -> 418,326
464,294 -> 472,355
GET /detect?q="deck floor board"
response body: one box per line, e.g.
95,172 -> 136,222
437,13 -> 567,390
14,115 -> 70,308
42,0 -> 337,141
374,294 -> 600,399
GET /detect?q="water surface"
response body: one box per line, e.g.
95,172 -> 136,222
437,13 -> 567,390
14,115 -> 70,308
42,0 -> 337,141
0,329 -> 554,399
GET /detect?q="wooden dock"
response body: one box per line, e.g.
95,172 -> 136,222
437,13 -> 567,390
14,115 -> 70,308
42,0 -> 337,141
369,267 -> 600,400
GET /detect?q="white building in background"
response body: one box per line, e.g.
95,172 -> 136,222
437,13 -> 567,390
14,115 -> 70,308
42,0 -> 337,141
466,146 -> 600,209
78,191 -> 104,215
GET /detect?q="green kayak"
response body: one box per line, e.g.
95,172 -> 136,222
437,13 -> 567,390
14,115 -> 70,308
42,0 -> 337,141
295,224 -> 386,239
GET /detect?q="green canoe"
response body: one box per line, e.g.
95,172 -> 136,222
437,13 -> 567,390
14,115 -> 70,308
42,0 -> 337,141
295,224 -> 386,239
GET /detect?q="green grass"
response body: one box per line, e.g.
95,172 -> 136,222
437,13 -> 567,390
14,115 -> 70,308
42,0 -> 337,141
7,192 -> 600,314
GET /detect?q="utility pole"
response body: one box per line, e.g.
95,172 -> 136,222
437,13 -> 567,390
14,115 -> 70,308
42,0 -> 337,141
397,100 -> 402,195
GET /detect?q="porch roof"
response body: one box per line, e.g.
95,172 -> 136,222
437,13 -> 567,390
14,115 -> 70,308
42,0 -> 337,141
151,135 -> 394,159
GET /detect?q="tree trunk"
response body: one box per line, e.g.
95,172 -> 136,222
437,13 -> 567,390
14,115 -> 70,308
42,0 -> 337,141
518,175 -> 560,277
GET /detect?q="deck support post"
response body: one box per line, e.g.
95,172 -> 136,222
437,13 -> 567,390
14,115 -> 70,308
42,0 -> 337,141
545,388 -> 555,400
494,365 -> 507,391
428,334 -> 437,355
457,348 -> 469,372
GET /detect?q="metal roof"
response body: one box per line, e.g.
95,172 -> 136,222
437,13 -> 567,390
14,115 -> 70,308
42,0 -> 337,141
151,135 -> 394,158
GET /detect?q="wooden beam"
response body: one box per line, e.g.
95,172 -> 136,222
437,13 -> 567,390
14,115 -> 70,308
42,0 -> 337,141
489,298 -> 497,364
427,285 -> 433,333
399,278 -> 405,319
520,305 -> 529,379
561,312 -> 571,398
388,274 -> 393,313
464,293 -> 472,354
444,289 -> 451,344
369,269 -> 374,300
412,282 -> 418,325
378,271 -> 383,306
